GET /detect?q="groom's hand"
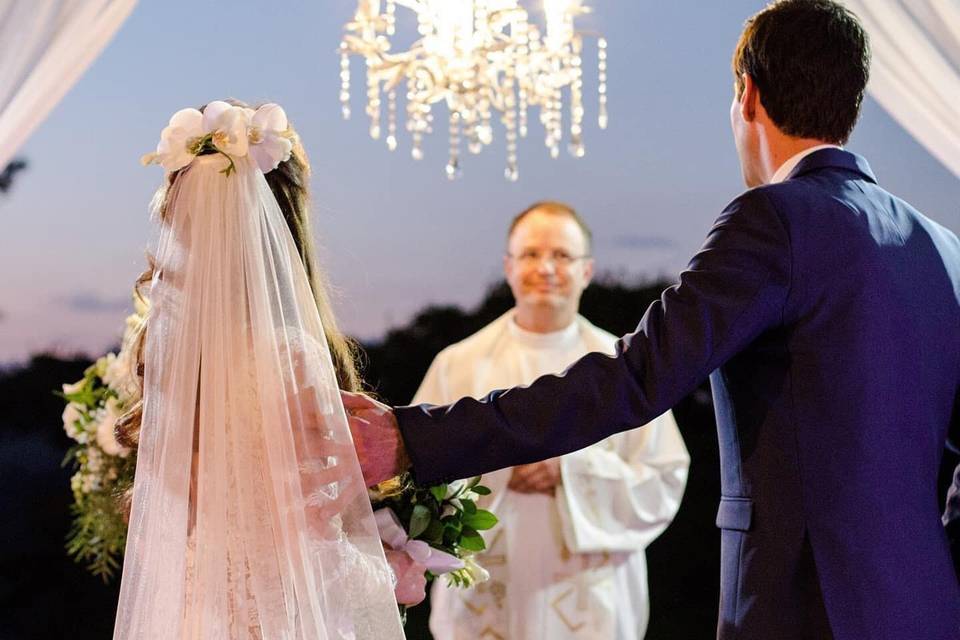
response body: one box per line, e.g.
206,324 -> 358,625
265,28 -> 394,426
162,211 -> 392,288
341,391 -> 411,487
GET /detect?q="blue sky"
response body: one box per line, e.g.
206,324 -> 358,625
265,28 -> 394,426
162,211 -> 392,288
0,0 -> 957,363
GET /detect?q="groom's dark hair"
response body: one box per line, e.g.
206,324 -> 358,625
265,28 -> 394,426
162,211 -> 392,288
733,0 -> 870,145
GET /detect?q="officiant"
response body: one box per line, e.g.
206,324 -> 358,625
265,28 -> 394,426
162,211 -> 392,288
414,201 -> 690,640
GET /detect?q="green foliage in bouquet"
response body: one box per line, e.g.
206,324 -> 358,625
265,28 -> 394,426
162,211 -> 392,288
370,475 -> 499,589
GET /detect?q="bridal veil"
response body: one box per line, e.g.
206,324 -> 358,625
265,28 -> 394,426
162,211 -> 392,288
113,138 -> 404,639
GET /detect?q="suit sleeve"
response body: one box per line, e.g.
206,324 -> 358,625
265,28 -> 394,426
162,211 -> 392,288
555,410 -> 690,553
396,189 -> 792,486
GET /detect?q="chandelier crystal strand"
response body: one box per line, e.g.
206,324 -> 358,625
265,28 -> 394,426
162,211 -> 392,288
386,88 -> 398,151
505,98 -> 519,181
549,85 -> 561,159
446,110 -> 461,180
598,36 -> 608,130
339,45 -> 351,120
569,35 -> 584,157
339,0 -> 606,179
385,0 -> 396,36
517,19 -> 530,139
366,62 -> 381,139
503,57 -> 519,181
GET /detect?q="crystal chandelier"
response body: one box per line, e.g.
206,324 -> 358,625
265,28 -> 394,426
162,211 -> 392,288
338,0 -> 608,181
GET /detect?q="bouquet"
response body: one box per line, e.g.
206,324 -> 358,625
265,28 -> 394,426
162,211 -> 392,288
60,295 -> 145,580
369,474 -> 498,614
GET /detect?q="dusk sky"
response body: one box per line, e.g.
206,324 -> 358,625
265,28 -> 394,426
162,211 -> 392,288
0,0 -> 957,364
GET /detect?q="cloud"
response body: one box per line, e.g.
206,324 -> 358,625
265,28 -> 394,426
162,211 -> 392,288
608,234 -> 676,250
59,293 -> 130,314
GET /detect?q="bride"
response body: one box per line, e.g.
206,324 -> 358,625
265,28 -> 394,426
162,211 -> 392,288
112,100 -> 406,639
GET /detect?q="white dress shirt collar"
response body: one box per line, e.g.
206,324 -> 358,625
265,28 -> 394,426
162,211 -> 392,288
769,144 -> 841,184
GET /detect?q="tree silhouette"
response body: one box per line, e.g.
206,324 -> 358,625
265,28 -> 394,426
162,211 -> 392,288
0,158 -> 28,194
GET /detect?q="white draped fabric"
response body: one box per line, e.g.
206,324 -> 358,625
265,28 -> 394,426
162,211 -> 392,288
843,0 -> 960,179
0,0 -> 136,170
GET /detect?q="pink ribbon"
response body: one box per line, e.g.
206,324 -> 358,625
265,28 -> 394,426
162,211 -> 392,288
374,508 -> 464,574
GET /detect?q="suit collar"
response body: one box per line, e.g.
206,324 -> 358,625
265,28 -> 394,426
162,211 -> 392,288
785,147 -> 877,184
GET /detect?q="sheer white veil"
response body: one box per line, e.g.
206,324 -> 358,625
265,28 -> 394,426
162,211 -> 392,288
113,147 -> 405,639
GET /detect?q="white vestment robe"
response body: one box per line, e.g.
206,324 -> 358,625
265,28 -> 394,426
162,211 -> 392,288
415,311 -> 690,640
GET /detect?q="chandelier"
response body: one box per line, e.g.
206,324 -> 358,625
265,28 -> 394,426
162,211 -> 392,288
338,0 -> 608,181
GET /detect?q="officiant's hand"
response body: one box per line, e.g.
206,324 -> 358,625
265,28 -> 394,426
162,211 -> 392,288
341,391 -> 411,487
508,458 -> 562,495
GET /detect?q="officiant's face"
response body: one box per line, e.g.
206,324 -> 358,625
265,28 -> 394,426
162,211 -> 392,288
504,210 -> 594,315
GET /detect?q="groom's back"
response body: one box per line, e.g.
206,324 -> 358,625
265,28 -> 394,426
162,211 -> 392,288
723,148 -> 960,639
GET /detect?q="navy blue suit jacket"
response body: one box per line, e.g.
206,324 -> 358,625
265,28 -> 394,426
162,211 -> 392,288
396,149 -> 960,639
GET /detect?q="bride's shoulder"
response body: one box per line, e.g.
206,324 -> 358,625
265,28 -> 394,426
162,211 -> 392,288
273,327 -> 335,387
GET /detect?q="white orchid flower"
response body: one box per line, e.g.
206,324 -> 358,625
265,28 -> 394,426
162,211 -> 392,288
141,101 -> 250,173
248,103 -> 294,173
142,108 -> 204,171
201,100 -> 249,158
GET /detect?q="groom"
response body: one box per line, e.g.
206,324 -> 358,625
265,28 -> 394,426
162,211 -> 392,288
345,1 -> 960,639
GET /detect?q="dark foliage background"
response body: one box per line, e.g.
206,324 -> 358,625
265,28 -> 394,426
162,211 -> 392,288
1,276 -> 956,639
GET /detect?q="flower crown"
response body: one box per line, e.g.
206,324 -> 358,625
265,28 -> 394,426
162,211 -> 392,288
141,101 -> 295,177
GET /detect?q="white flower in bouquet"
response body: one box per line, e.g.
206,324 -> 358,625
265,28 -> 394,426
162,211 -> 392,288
62,380 -> 85,396
443,479 -> 468,499
104,348 -> 137,403
87,445 -> 104,473
95,397 -> 130,458
81,471 -> 101,494
94,354 -> 112,380
444,477 -> 481,510
70,472 -> 82,494
62,402 -> 84,440
100,352 -> 121,389
463,555 -> 490,585
446,554 -> 490,588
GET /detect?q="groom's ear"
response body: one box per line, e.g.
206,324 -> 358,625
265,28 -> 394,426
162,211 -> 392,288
739,73 -> 759,123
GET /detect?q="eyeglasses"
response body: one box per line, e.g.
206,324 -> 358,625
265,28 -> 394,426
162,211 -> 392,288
507,249 -> 591,267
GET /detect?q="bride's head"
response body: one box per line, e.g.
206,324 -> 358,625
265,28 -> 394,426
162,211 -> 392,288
116,99 -> 362,451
